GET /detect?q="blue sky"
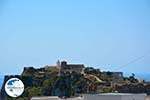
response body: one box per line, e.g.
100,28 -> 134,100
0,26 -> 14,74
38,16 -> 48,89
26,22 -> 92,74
0,0 -> 150,79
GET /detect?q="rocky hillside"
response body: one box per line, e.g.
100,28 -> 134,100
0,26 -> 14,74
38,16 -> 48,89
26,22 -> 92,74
1,66 -> 150,100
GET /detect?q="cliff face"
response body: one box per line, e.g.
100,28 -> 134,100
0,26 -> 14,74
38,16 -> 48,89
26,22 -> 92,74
115,83 -> 150,95
0,66 -> 102,100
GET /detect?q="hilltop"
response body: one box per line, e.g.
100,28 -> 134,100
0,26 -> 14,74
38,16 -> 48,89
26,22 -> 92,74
1,60 -> 150,100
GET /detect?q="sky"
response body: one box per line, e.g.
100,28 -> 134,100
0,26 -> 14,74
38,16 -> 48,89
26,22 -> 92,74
0,0 -> 150,80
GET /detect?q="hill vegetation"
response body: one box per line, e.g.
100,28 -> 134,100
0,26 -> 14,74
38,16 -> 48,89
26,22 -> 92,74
1,66 -> 150,100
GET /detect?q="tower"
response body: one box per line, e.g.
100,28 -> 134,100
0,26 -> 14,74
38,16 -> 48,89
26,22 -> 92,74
60,61 -> 67,72
56,60 -> 61,67
56,60 -> 61,76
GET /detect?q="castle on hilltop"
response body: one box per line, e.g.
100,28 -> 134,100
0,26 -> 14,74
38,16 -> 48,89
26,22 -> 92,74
23,60 -> 123,78
60,60 -> 85,73
24,60 -> 85,74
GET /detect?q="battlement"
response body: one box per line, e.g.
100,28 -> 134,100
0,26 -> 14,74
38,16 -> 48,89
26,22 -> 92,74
23,66 -> 46,73
24,67 -> 35,72
60,61 -> 85,73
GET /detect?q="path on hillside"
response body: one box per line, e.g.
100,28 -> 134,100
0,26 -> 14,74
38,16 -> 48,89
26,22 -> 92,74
84,74 -> 103,83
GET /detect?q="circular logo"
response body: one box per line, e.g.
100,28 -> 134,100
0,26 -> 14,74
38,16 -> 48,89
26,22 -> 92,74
5,78 -> 24,97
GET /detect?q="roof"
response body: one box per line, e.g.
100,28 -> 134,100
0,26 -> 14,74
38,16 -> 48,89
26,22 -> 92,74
31,96 -> 60,100
82,93 -> 147,96
68,64 -> 84,66
66,97 -> 84,100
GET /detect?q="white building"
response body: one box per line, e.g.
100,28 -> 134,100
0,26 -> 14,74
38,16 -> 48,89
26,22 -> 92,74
30,96 -> 61,100
65,97 -> 84,100
82,93 -> 146,100
30,93 -> 146,100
